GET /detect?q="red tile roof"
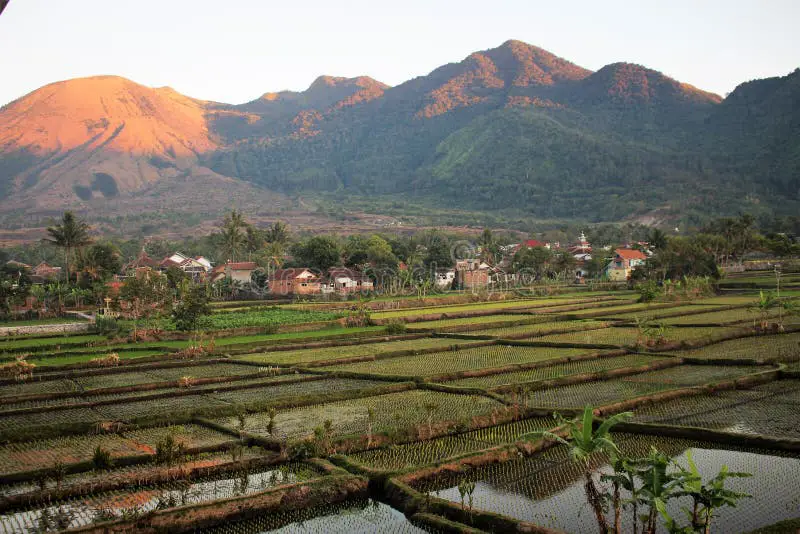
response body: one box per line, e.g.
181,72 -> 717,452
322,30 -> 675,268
521,239 -> 547,248
615,248 -> 647,261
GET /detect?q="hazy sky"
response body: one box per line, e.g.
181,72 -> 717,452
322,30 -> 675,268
1,0 -> 798,106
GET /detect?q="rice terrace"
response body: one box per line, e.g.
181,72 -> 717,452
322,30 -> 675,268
1,1 -> 800,532
0,269 -> 798,533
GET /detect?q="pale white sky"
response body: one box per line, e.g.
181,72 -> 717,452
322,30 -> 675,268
1,0 -> 798,106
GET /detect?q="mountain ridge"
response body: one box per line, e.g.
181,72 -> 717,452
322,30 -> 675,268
0,40 -> 796,230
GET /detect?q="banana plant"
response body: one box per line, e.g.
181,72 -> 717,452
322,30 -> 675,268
674,450 -> 751,534
524,405 -> 633,534
636,448 -> 695,534
749,290 -> 777,331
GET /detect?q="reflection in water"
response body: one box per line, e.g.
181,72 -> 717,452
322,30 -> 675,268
418,434 -> 800,533
200,498 -> 431,533
0,464 -> 314,533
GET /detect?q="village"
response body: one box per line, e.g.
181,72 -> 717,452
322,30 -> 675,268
4,233 -> 649,306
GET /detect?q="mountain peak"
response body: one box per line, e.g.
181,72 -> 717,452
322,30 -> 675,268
587,62 -> 722,105
307,75 -> 388,92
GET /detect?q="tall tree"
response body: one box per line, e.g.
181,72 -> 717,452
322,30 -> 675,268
119,270 -> 170,341
79,243 -> 122,281
478,228 -> 501,265
264,221 -> 290,244
245,225 -> 266,259
423,231 -> 451,275
44,211 -> 92,283
291,236 -> 341,271
217,210 -> 247,262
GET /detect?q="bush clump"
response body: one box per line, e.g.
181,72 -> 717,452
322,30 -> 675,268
385,321 -> 407,335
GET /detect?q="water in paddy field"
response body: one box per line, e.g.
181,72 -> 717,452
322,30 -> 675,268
0,464 -> 314,533
418,436 -> 800,533
199,498 -> 433,533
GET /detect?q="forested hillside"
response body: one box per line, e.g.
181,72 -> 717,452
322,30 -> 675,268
1,40 -> 798,230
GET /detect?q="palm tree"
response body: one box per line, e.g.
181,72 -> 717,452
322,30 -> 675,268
526,405 -> 633,534
44,212 -> 92,283
648,228 -> 668,251
264,221 -> 290,244
218,210 -> 247,262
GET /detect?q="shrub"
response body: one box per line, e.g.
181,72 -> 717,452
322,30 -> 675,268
0,359 -> 35,381
636,280 -> 662,303
385,321 -> 407,335
287,440 -> 315,461
177,376 -> 195,388
89,353 -> 120,367
94,316 -> 120,336
92,446 -> 113,470
155,435 -> 187,464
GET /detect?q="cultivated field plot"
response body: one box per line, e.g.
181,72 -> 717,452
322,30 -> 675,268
0,376 -> 392,435
437,354 -> 672,389
546,302 -> 687,317
0,424 -> 233,477
509,364 -> 762,409
0,463 -> 317,533
213,390 -> 506,441
180,308 -> 340,330
632,378 -> 800,438
1,447 -> 266,498
200,498 -> 429,534
205,377 -> 391,406
696,295 -> 781,305
660,307 -> 787,325
610,304 -> 731,320
677,332 -> 800,361
0,379 -> 80,399
322,345 -> 600,377
0,334 -> 106,352
532,326 -> 746,346
234,337 -> 483,366
461,319 -> 611,338
69,363 -> 262,390
414,433 -> 800,534
351,416 -> 556,471
404,314 -> 543,330
0,374 -> 319,411
370,297 -> 618,320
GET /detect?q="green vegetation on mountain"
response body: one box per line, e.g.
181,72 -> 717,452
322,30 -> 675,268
1,40 -> 798,228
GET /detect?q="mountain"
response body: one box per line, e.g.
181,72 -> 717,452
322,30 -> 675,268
0,40 -> 797,233
703,68 -> 800,200
0,76 -> 217,204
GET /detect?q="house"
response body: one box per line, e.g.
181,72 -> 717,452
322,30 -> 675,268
567,232 -> 592,256
122,251 -> 159,277
455,259 -> 490,290
30,262 -> 62,283
5,260 -> 31,271
211,261 -> 259,284
605,248 -> 647,281
321,267 -> 373,294
158,252 -> 212,279
269,268 -> 321,295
